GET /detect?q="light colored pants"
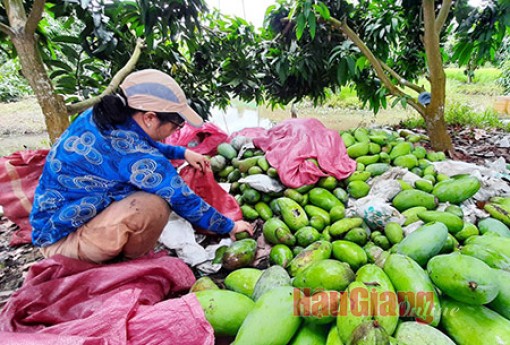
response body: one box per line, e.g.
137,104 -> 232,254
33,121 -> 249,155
40,192 -> 171,263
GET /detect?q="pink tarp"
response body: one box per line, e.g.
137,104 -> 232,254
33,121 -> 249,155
245,118 -> 356,188
0,252 -> 214,345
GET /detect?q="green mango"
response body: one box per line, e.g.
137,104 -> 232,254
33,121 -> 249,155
393,154 -> 418,169
240,204 -> 259,220
396,222 -> 448,266
460,243 -> 510,270
305,205 -> 332,225
225,268 -> 263,298
222,239 -> 258,270
402,206 -> 428,226
270,244 -> 294,268
432,175 -> 481,204
289,322 -> 329,345
441,299 -> 510,345
278,197 -> 309,231
344,227 -> 368,246
330,217 -> 364,237
318,176 -> 339,190
309,188 -> 344,211
383,254 -> 441,327
477,217 -> 510,237
195,290 -> 255,336
392,189 -> 438,212
347,142 -> 370,158
417,211 -> 464,233
326,324 -> 343,345
252,266 -> 291,301
384,222 -> 404,244
331,240 -> 367,271
233,287 -> 303,345
288,241 -> 333,277
295,226 -> 322,247
347,321 -> 390,345
330,205 -> 346,223
365,163 -> 390,176
355,264 -> 399,336
293,259 -> 355,293
190,276 -> 220,292
395,322 -> 455,345
262,218 -> 296,246
347,181 -> 370,199
489,269 -> 510,320
389,142 -> 413,160
427,252 -> 499,305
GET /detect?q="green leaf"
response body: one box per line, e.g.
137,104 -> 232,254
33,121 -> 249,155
314,2 -> 331,20
355,56 -> 367,72
52,35 -> 81,44
46,60 -> 73,72
296,13 -> 306,40
308,13 -> 316,39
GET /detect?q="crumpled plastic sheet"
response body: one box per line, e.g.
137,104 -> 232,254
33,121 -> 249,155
0,253 -> 214,345
238,174 -> 286,193
159,212 -> 232,272
239,118 -> 357,188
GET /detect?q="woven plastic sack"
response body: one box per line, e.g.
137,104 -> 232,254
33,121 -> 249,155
0,149 -> 49,246
0,252 -> 214,345
251,118 -> 356,188
164,122 -> 228,159
180,165 -> 242,222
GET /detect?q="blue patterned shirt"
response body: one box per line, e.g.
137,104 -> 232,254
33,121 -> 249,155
30,108 -> 234,247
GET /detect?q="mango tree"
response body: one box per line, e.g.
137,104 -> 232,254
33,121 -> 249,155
0,0 -> 207,142
260,0 -> 510,152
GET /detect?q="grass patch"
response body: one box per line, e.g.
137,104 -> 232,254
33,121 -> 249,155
400,101 -> 510,131
445,67 -> 502,85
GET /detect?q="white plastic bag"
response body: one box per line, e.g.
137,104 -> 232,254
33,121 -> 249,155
238,174 -> 286,193
352,196 -> 405,230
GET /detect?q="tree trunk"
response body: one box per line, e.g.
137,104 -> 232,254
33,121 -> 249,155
12,35 -> 69,142
5,0 -> 69,143
422,0 -> 453,152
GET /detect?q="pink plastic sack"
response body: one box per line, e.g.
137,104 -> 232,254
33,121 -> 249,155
0,149 -> 49,246
165,122 -> 228,157
180,165 -> 243,223
0,252 -> 214,345
227,127 -> 267,141
252,118 -> 356,188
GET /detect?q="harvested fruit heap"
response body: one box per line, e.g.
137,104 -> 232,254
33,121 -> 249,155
193,127 -> 510,345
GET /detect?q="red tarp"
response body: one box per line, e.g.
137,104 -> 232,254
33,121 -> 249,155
232,118 -> 356,188
0,252 -> 214,345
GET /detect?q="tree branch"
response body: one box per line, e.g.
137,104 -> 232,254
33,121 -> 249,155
380,61 -> 426,94
26,0 -> 46,35
67,39 -> 145,115
0,22 -> 14,36
327,17 -> 426,115
435,0 -> 452,34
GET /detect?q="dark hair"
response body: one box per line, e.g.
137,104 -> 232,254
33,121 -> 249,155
93,91 -> 137,131
93,91 -> 185,131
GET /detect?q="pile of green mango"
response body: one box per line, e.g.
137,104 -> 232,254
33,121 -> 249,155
202,127 -> 510,344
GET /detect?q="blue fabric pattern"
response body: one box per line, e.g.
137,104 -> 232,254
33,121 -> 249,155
30,108 -> 234,247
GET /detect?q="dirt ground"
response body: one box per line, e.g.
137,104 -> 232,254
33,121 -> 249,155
1,96 -> 509,311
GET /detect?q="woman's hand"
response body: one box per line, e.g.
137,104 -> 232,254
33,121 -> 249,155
230,221 -> 254,241
184,149 -> 209,172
